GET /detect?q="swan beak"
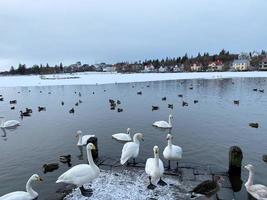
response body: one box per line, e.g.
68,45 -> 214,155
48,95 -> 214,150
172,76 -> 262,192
141,138 -> 144,141
39,177 -> 43,181
75,134 -> 79,138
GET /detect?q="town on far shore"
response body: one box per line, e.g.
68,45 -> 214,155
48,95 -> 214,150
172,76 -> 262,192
1,49 -> 267,75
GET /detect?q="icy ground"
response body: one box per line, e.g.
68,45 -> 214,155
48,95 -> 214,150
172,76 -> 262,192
64,168 -> 194,200
1,71 -> 267,87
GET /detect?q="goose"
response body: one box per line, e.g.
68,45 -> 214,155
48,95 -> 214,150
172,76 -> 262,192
182,101 -> 188,107
153,114 -> 173,129
163,134 -> 182,169
168,104 -> 173,109
137,91 -> 142,95
120,133 -> 144,165
0,117 -> 20,128
145,146 -> 166,190
56,143 -> 100,197
112,128 -> 131,142
0,174 -> 43,200
38,106 -> 46,112
194,100 -> 198,104
244,164 -> 267,200
9,100 -> 17,104
190,175 -> 224,199
117,108 -> 123,112
152,106 -> 159,111
20,111 -> 31,117
178,94 -> 183,98
26,108 -> 32,113
162,97 -> 167,101
76,130 -> 95,146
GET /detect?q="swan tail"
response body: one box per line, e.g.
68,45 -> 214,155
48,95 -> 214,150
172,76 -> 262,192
120,157 -> 128,165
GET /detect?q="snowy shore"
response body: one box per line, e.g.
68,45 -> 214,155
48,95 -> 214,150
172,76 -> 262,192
1,71 -> 267,87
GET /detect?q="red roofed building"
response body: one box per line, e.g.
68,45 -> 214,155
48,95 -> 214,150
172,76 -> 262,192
208,60 -> 224,71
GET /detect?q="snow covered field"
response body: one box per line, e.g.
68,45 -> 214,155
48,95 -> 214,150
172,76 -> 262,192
1,71 -> 267,87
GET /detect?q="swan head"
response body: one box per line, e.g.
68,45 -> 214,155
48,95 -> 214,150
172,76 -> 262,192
244,164 -> 255,172
127,128 -> 130,133
166,134 -> 173,140
169,114 -> 173,119
134,133 -> 144,141
30,174 -> 43,182
87,143 -> 96,150
76,130 -> 82,137
153,146 -> 159,154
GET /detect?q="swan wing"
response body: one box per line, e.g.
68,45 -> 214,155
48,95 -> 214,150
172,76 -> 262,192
120,142 -> 138,164
56,164 -> 96,186
153,121 -> 170,128
248,184 -> 267,199
145,158 -> 154,175
112,133 -> 131,141
172,145 -> 183,158
81,135 -> 95,145
3,120 -> 20,128
0,191 -> 32,200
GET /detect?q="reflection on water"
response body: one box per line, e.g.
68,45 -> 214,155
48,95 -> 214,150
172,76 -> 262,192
0,78 -> 267,199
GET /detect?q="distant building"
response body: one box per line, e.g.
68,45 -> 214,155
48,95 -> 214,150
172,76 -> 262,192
158,66 -> 167,73
172,65 -> 182,72
232,59 -> 250,71
208,60 -> 224,71
259,57 -> 267,71
190,63 -> 203,72
103,65 -> 116,72
143,64 -> 155,73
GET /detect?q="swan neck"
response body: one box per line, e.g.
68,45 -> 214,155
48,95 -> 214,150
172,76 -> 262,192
0,119 -> 4,126
154,152 -> 159,167
168,117 -> 172,126
26,178 -> 38,198
246,170 -> 254,187
133,135 -> 140,144
87,147 -> 97,169
168,139 -> 172,147
78,135 -> 82,144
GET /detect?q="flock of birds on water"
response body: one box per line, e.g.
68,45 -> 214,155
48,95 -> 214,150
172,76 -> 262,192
0,80 -> 267,200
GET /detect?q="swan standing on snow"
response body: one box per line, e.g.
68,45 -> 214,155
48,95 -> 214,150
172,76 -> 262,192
0,117 -> 20,129
56,143 -> 100,197
163,134 -> 183,169
145,146 -> 166,190
0,174 -> 43,200
112,128 -> 131,142
244,164 -> 267,200
120,133 -> 144,165
153,114 -> 173,129
76,130 -> 95,146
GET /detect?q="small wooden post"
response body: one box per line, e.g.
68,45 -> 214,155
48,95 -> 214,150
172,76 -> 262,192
228,146 -> 243,192
228,146 -> 243,176
87,137 -> 98,160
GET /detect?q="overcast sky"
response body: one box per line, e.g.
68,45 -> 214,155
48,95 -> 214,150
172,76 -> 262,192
0,0 -> 266,71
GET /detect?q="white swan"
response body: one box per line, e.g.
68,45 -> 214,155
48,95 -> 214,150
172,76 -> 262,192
163,134 -> 183,169
120,133 -> 144,165
56,143 -> 100,197
76,130 -> 95,146
153,114 -> 173,129
244,164 -> 267,200
0,117 -> 20,129
0,174 -> 42,200
145,146 -> 166,190
112,128 -> 131,142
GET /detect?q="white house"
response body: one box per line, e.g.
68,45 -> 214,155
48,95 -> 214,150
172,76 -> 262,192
259,57 -> 267,71
173,65 -> 181,72
232,59 -> 250,71
208,60 -> 224,71
143,64 -> 155,73
158,66 -> 167,73
190,63 -> 203,72
103,66 -> 116,72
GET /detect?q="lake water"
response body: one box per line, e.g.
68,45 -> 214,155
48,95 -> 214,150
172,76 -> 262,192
0,77 -> 267,199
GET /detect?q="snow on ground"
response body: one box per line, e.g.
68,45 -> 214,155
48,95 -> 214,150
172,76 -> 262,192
64,168 -> 195,200
0,71 -> 267,87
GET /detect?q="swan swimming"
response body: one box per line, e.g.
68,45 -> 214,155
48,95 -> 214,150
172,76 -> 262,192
0,174 -> 43,200
153,114 -> 173,129
244,164 -> 267,200
76,130 -> 95,146
56,143 -> 100,197
145,146 -> 166,190
120,133 -> 144,165
112,128 -> 131,142
0,117 -> 20,129
163,134 -> 183,169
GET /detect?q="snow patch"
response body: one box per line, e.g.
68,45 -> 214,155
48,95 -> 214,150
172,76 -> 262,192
0,72 -> 267,87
